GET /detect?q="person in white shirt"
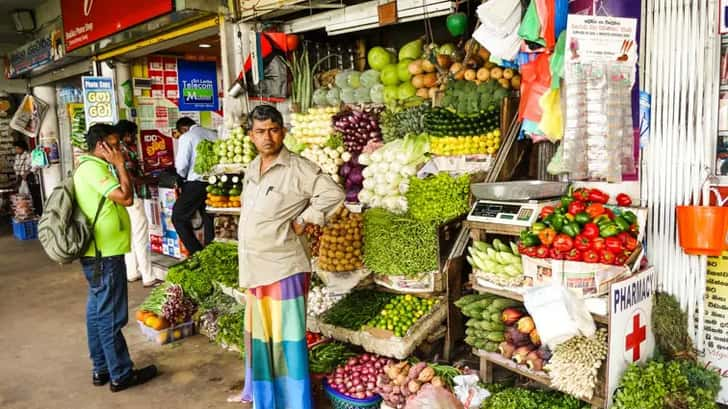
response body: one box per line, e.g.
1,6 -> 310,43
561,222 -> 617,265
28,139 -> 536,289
172,117 -> 217,255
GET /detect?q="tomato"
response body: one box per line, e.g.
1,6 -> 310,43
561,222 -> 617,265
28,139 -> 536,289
583,250 -> 599,263
553,234 -> 574,252
599,249 -> 616,265
574,235 -> 591,252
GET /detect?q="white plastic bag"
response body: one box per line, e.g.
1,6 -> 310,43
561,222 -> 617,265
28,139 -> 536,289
453,374 -> 490,409
18,180 -> 30,196
523,285 -> 596,349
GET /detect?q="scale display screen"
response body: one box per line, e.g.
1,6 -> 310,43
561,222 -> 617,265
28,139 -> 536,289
467,199 -> 559,227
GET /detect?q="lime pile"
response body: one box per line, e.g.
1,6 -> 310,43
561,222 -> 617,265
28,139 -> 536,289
367,294 -> 437,337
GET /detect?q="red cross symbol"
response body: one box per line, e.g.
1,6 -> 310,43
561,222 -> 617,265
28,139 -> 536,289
625,314 -> 647,362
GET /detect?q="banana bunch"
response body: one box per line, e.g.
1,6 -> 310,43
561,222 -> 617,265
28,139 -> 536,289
467,239 -> 524,285
456,294 -> 519,352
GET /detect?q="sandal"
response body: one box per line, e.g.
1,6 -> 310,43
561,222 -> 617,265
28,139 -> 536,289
143,279 -> 164,288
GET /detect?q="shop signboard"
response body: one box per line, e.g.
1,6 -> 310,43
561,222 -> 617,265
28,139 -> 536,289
82,76 -> 117,128
701,252 -> 728,404
61,0 -> 174,52
139,129 -> 175,174
606,267 -> 656,407
7,28 -> 64,78
177,60 -> 219,111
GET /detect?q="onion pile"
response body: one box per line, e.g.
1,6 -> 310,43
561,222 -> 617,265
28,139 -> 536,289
328,354 -> 390,400
333,110 -> 382,154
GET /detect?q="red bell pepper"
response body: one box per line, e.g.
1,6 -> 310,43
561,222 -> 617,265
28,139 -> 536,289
585,203 -> 605,219
517,242 -> 527,255
574,234 -> 591,252
629,224 -> 639,235
550,248 -> 567,260
535,245 -> 550,258
539,205 -> 555,219
553,234 -> 574,252
615,252 -> 629,265
565,248 -> 582,261
605,208 -> 616,220
616,193 -> 632,206
573,188 -> 591,201
605,237 -> 624,253
588,188 -> 609,204
591,237 -> 606,252
599,249 -> 616,265
583,249 -> 599,263
582,223 -> 599,239
616,232 -> 631,245
624,235 -> 639,251
538,228 -> 557,247
523,246 -> 537,257
567,200 -> 587,216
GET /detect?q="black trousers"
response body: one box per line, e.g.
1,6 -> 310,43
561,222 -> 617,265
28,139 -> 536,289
171,181 -> 213,255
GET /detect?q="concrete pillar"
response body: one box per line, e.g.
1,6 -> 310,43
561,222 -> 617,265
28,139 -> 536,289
32,85 -> 62,197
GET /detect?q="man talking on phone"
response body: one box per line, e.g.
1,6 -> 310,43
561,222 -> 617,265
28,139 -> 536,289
74,124 -> 158,392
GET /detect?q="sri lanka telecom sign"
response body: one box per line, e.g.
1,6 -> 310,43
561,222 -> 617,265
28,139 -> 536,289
177,60 -> 219,111
60,0 -> 174,52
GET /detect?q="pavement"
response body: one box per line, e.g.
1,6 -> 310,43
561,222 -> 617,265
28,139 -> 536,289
0,228 -> 329,409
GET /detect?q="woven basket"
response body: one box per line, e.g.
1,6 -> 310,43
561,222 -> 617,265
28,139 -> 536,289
323,378 -> 382,409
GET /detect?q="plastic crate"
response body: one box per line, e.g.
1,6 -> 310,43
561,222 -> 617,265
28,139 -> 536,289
136,320 -> 196,345
12,218 -> 37,240
323,378 -> 381,409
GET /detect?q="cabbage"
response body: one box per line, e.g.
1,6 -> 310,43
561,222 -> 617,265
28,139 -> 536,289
368,47 -> 394,70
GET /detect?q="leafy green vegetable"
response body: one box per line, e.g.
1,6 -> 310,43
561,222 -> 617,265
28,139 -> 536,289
216,305 -> 246,354
194,139 -> 218,175
363,208 -> 439,276
482,387 -> 587,409
166,262 -> 214,302
139,283 -> 171,315
612,360 -> 720,409
165,242 -> 239,302
325,133 -> 344,150
653,292 -> 695,360
321,289 -> 396,330
405,172 -> 470,224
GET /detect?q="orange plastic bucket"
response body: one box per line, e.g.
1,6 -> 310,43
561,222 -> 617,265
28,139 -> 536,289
676,206 -> 728,256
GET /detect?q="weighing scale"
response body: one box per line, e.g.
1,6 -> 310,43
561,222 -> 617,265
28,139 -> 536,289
466,181 -> 569,228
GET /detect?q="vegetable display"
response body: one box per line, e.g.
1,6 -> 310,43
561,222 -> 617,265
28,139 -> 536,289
301,143 -> 346,183
166,241 -> 239,299
308,286 -> 342,317
405,172 -> 470,224
376,361 -> 458,408
482,386 -> 588,409
194,139 -> 217,175
366,294 -> 437,337
333,109 -> 382,154
653,292 -> 694,361
215,127 -> 256,165
363,208 -> 439,276
206,174 -> 242,209
136,283 -> 196,330
456,294 -> 521,353
467,239 -> 524,286
308,341 -> 357,374
424,108 -> 499,137
440,80 -> 509,116
545,328 -> 608,400
162,284 -> 196,324
339,156 -> 365,202
321,289 -> 396,330
317,206 -> 364,272
379,103 -> 432,143
289,107 -> 339,145
518,189 -> 639,265
358,135 -> 430,213
327,353 -> 389,399
215,306 -> 246,353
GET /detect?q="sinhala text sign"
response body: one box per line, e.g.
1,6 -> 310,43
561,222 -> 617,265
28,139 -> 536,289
607,267 -> 656,407
701,252 -> 728,404
82,76 -> 117,129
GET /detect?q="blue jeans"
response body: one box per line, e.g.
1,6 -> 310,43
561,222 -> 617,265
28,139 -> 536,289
81,256 -> 134,382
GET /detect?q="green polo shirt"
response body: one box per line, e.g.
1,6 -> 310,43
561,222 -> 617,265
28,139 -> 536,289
73,155 -> 131,257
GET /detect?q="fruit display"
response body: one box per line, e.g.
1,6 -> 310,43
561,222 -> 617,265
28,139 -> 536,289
405,172 -> 470,224
441,80 -> 509,115
313,69 -> 384,106
366,294 -> 437,337
321,290 -> 396,330
376,361 -> 460,408
289,107 -> 339,145
407,59 -> 442,100
317,206 -> 364,272
518,189 -> 640,264
445,40 -> 522,89
327,354 -> 389,400
456,294 -> 520,352
379,103 -> 432,143
205,175 -> 242,208
215,127 -> 256,165
545,329 -> 608,400
358,135 -> 429,214
467,239 -> 524,286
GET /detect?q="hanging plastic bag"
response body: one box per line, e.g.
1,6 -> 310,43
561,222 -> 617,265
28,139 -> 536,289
550,32 -> 567,90
538,88 -> 563,141
534,0 -> 556,48
19,179 -> 30,196
523,285 -> 596,349
31,147 -> 49,168
453,374 -> 490,409
518,1 -> 544,46
547,143 -> 568,175
404,384 -> 464,409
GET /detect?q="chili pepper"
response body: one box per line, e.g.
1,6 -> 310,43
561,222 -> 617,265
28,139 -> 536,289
562,221 -> 581,238
605,237 -> 624,253
535,245 -> 550,258
615,253 -> 629,266
568,200 -> 587,216
582,223 -> 599,239
565,248 -> 582,261
531,222 -> 547,234
616,193 -> 632,206
624,235 -> 639,251
622,210 -> 637,225
574,234 -> 591,252
591,237 -> 606,252
588,188 -> 609,204
538,228 -> 557,247
583,249 -> 599,263
553,234 -> 574,252
574,212 -> 591,225
585,203 -> 605,219
539,206 -> 555,220
616,232 -> 631,245
550,248 -> 567,260
605,208 -> 616,220
573,188 -> 591,201
614,216 -> 630,232
561,196 -> 574,208
600,223 -> 620,238
600,249 -> 616,265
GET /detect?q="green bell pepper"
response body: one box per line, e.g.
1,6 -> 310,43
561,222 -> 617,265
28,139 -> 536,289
574,212 -> 591,225
599,223 -> 620,238
614,216 -> 630,232
562,222 -> 581,237
520,231 -> 541,247
561,196 -> 575,208
531,222 -> 547,234
622,210 -> 637,225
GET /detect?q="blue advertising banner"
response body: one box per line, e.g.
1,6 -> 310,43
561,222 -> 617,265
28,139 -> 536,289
8,28 -> 64,78
177,60 -> 218,111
